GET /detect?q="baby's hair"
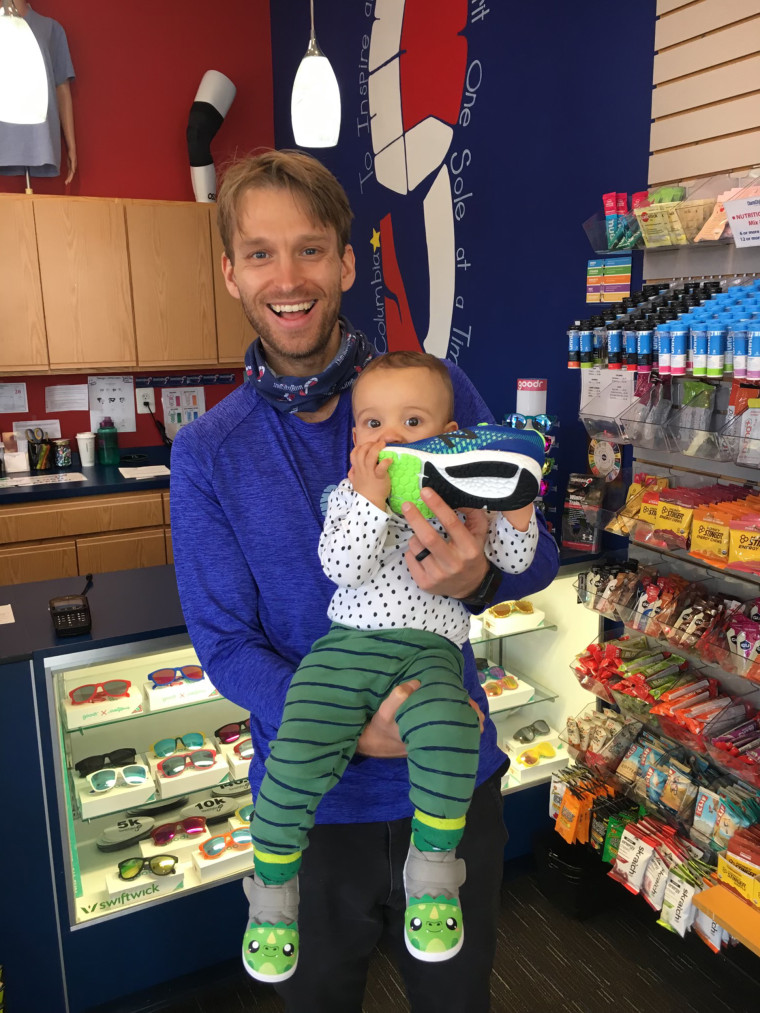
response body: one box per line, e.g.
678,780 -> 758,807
353,351 -> 454,420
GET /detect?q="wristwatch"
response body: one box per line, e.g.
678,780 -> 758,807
459,560 -> 503,613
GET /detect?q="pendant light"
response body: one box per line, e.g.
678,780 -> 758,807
290,0 -> 341,148
0,1 -> 48,124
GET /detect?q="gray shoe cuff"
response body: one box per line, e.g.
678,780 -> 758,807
243,874 -> 299,924
404,844 -> 466,901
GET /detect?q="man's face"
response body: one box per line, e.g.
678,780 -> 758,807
222,186 -> 355,376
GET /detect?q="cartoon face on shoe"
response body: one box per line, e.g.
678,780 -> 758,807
404,895 -> 463,958
243,922 -> 299,982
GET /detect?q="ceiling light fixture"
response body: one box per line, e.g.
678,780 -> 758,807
0,1 -> 48,124
290,0 -> 340,148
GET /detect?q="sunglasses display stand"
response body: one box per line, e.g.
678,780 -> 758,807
149,753 -> 231,799
216,740 -> 254,779
62,686 -> 144,730
143,674 -> 220,711
505,742 -> 570,785
103,862 -> 186,899
485,675 -> 537,713
74,759 -> 156,820
482,605 -> 546,636
191,838 -> 254,882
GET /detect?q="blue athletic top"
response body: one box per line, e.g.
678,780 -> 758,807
170,361 -> 560,824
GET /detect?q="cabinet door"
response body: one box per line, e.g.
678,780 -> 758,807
127,201 -> 217,366
0,492 -> 163,545
165,527 -> 173,564
0,195 -> 48,372
76,529 -> 167,574
33,197 -> 136,368
209,205 -> 252,365
0,541 -> 78,585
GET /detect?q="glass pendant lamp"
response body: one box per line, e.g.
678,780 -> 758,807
290,0 -> 341,148
0,1 -> 48,124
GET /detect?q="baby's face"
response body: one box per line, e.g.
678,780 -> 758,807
352,367 -> 456,447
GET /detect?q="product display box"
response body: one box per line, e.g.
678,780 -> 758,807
191,840 -> 254,882
146,748 -> 230,800
717,853 -> 760,909
485,676 -> 535,713
216,740 -> 253,780
142,675 -> 220,712
103,863 -> 186,900
62,687 -> 144,731
73,754 -> 156,820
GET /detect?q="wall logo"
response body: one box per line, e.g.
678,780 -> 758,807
360,0 -> 485,360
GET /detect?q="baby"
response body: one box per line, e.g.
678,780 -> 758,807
242,350 -> 545,983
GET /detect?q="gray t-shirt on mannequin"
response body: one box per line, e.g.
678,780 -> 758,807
0,7 -> 75,176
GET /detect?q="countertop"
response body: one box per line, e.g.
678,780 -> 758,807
0,445 -> 172,506
0,564 -> 186,664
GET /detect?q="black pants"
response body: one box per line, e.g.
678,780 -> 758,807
275,768 -> 509,1013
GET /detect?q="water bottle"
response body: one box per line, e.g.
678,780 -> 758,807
96,417 -> 120,466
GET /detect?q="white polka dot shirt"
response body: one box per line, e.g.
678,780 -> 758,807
318,479 -> 539,646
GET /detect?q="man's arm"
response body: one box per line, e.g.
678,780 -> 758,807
170,428 -> 292,724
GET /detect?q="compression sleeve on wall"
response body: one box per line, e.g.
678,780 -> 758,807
186,69 -> 236,202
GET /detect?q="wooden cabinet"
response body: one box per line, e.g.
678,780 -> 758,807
126,201 -> 217,366
77,529 -> 166,574
0,491 -> 168,585
208,206 -> 251,365
0,492 -> 163,544
0,540 -> 78,586
33,197 -> 136,369
0,195 -> 48,372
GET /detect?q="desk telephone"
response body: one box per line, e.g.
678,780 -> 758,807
49,574 -> 93,636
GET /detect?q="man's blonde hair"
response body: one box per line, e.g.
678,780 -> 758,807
216,149 -> 353,261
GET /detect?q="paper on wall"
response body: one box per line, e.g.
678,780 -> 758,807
88,375 -> 136,432
161,387 -> 206,440
0,382 -> 27,413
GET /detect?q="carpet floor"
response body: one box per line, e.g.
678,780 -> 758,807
89,863 -> 759,1013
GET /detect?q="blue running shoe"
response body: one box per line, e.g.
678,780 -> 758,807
378,423 -> 545,518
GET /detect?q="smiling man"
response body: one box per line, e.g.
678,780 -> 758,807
170,150 -> 560,1013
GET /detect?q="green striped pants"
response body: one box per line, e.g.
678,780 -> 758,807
251,623 -> 480,861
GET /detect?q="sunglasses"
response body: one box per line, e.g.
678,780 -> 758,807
516,742 -> 556,766
151,816 -> 207,847
147,665 -> 205,688
512,719 -> 550,744
69,680 -> 131,705
542,457 -> 556,476
198,828 -> 252,860
215,719 -> 250,744
234,738 -> 254,759
152,733 -> 205,758
87,763 -> 150,793
504,413 -> 553,434
235,803 -> 254,824
118,854 -> 178,881
156,749 -> 217,779
488,600 -> 534,619
483,674 -> 519,697
543,434 -> 556,452
75,747 -> 136,777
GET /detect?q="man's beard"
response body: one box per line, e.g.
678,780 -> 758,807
238,291 -> 342,369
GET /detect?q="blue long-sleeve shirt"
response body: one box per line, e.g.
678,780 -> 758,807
170,361 -> 560,823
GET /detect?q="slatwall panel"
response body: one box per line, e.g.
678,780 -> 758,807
651,0 -> 760,183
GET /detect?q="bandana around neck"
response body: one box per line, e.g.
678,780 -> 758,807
244,316 -> 378,414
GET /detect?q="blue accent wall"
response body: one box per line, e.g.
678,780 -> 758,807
269,0 -> 656,515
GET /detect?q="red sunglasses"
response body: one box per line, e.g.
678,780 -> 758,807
156,748 -> 217,779
69,680 -> 131,705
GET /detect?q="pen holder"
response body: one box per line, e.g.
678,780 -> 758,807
28,440 -> 52,471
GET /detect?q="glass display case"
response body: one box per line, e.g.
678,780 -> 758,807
44,631 -> 253,927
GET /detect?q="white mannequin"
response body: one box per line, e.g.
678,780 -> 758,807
13,0 -> 77,183
188,69 -> 236,203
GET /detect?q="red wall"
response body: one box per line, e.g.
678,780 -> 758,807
1,1 -> 272,446
0,1 -> 275,199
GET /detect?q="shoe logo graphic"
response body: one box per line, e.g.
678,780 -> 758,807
367,0 -> 470,358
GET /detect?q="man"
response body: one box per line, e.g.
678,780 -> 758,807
170,150 -> 559,1013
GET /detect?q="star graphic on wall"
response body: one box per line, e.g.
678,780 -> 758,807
370,228 -> 381,251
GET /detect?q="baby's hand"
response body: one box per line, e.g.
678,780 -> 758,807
349,441 -> 392,511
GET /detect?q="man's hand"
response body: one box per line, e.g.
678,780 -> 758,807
357,680 -> 420,758
402,488 -> 490,598
356,679 -> 485,758
348,441 -> 391,512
